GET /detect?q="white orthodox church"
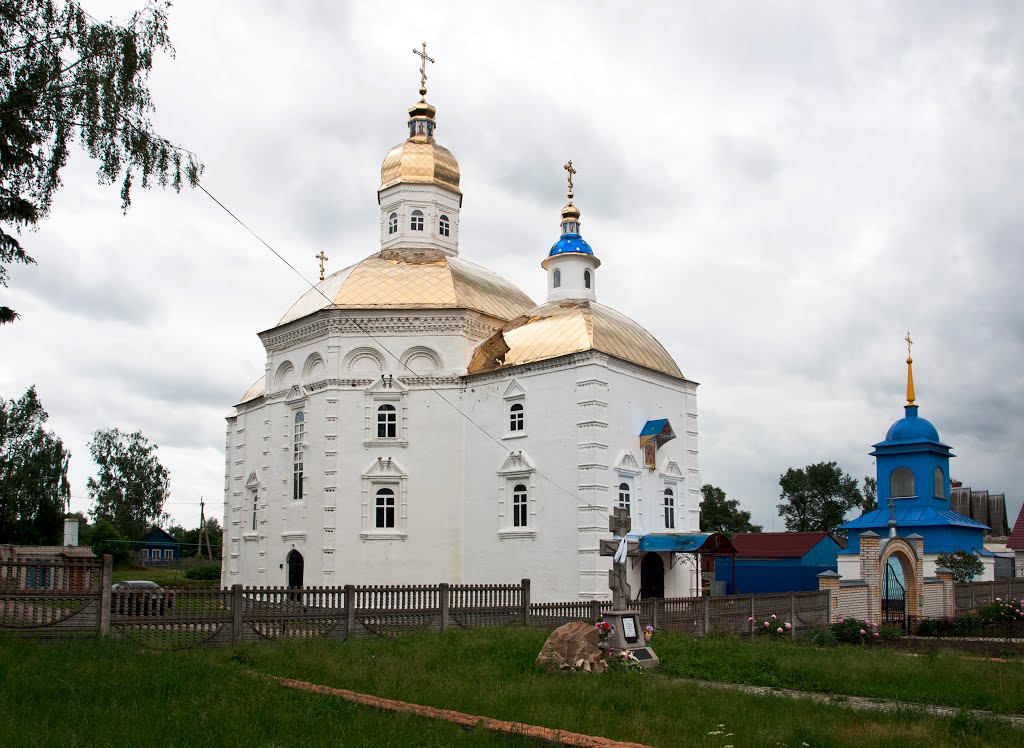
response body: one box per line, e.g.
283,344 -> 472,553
222,63 -> 702,602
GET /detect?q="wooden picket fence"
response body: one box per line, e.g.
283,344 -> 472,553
2,554 -> 833,650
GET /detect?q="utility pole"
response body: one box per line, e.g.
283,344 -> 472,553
199,497 -> 213,561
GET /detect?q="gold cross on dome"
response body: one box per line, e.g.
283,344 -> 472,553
316,250 -> 329,282
905,330 -> 913,357
412,42 -> 435,95
563,159 -> 576,199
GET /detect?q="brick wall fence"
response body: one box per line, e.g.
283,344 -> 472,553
1,555 -> 827,650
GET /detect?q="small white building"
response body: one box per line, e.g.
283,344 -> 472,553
222,80 -> 701,602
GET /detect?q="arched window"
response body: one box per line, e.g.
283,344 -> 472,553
439,214 -> 450,237
252,493 -> 258,532
388,212 -> 398,235
553,269 -> 561,288
410,209 -> 424,231
663,488 -> 675,529
933,467 -> 945,498
890,467 -> 915,498
509,402 -> 524,432
513,484 -> 528,527
377,403 -> 397,438
584,270 -> 591,289
292,411 -> 305,500
618,482 -> 631,511
375,487 -> 396,528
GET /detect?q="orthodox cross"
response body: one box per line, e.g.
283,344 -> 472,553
412,42 -> 435,96
563,159 -> 576,199
601,506 -> 633,610
888,496 -> 896,523
315,250 -> 329,282
905,330 -> 913,357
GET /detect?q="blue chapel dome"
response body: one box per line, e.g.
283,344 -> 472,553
548,233 -> 594,257
884,405 -> 940,444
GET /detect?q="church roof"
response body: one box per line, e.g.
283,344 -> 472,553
237,377 -> 264,405
467,299 -> 685,379
1007,503 -> 1024,550
380,138 -> 461,194
276,249 -> 536,326
548,233 -> 593,257
840,505 -> 990,533
729,531 -> 837,558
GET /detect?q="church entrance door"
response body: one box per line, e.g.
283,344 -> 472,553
640,553 -> 665,599
882,560 -> 907,633
286,550 -> 304,589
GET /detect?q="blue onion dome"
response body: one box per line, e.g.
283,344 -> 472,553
885,405 -> 941,443
548,200 -> 594,256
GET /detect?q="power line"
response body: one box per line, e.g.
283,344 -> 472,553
196,183 -> 607,517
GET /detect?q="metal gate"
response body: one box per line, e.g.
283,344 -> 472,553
881,562 -> 907,632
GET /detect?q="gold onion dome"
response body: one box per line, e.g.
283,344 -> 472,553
379,97 -> 461,194
468,300 -> 685,380
276,248 -> 535,326
560,201 -> 581,221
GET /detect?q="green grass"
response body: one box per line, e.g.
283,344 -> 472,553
112,566 -> 219,588
2,628 -> 1022,747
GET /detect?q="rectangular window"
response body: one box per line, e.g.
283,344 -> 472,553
664,488 -> 676,529
376,404 -> 397,439
164,549 -> 174,559
513,484 -> 528,527
293,411 -> 305,500
618,482 -> 631,512
375,488 -> 396,529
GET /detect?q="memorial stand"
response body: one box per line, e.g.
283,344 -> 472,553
598,507 -> 659,668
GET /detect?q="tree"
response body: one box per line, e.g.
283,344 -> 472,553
1,0 -> 203,323
0,386 -> 70,543
89,518 -> 130,564
777,461 -> 864,535
936,551 -> 984,583
87,427 -> 169,540
169,517 -> 222,558
700,484 -> 762,535
861,476 -> 878,513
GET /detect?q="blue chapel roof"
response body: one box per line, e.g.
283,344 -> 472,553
840,506 -> 990,533
548,233 -> 594,257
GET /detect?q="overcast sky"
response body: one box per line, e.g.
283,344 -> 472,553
2,0 -> 1022,533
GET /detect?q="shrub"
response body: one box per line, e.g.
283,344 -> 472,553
978,597 -> 1024,624
827,617 -> 884,644
807,627 -> 837,647
184,563 -> 221,581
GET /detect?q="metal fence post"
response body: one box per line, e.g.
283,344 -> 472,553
98,554 -> 113,636
439,582 -> 450,634
790,593 -> 796,640
344,584 -> 355,640
231,584 -> 243,645
749,595 -> 755,639
520,578 -> 530,626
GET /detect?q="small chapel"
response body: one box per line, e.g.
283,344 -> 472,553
221,49 -> 703,602
832,342 -> 995,611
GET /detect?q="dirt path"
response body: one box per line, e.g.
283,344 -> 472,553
674,677 -> 1024,728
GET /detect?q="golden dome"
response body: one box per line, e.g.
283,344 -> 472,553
468,300 -> 685,379
380,138 -> 461,193
276,248 -> 535,326
560,201 -> 581,221
237,376 -> 264,405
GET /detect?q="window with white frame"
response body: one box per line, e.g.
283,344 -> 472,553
512,484 -> 528,527
439,214 -> 450,237
376,403 -> 397,438
410,209 -> 424,231
388,212 -> 398,235
509,402 -> 524,432
164,549 -> 174,559
375,487 -> 396,529
618,482 -> 631,512
663,487 -> 676,529
292,411 -> 305,500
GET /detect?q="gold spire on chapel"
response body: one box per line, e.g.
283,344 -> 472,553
905,330 -> 916,406
564,160 -> 576,200
561,160 -> 581,222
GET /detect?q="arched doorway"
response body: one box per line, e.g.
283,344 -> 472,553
880,545 -> 919,632
286,549 -> 304,589
640,553 -> 665,599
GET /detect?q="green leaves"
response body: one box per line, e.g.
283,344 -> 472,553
87,427 -> 169,540
935,551 -> 984,583
0,385 -> 70,543
700,484 -> 763,534
777,461 -> 864,535
0,0 -> 204,323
